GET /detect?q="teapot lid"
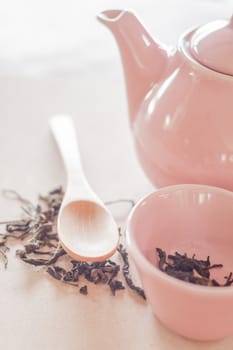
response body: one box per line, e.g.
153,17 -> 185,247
190,16 -> 233,75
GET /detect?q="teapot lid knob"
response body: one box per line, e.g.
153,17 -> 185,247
190,15 -> 233,76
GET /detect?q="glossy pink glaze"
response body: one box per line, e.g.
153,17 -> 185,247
126,184 -> 233,340
97,10 -> 170,125
190,17 -> 233,75
134,49 -> 233,190
98,10 -> 233,190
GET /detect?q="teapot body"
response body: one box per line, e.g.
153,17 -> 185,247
133,32 -> 233,190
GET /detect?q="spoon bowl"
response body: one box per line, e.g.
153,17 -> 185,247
58,200 -> 119,261
50,115 -> 119,261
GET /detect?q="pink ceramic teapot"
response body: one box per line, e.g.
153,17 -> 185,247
98,10 -> 233,190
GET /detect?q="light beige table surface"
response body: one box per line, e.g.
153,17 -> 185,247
0,1 -> 233,349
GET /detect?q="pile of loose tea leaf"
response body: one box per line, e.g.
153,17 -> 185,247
0,187 -> 145,299
156,248 -> 233,287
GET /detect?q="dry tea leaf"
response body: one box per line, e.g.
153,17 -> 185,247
0,187 -> 145,299
156,248 -> 233,287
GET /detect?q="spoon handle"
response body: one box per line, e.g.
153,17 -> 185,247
49,115 -> 87,185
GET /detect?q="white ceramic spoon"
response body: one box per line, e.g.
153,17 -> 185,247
49,115 -> 119,261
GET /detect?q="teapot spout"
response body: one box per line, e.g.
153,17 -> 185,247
97,9 -> 170,125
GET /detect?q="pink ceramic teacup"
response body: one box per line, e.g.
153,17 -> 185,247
126,184 -> 233,341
